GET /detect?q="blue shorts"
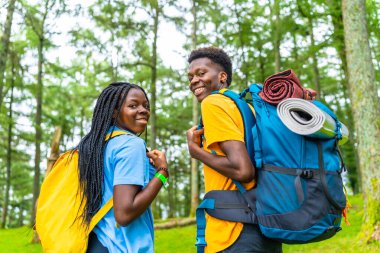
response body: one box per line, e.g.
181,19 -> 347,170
218,224 -> 282,253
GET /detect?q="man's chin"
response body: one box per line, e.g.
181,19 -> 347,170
196,93 -> 208,102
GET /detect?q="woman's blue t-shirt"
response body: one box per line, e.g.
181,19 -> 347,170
93,127 -> 156,253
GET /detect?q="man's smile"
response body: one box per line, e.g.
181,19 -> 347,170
193,87 -> 206,96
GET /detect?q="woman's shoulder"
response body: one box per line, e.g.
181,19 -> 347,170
108,132 -> 145,150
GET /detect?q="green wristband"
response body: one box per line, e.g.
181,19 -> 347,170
155,172 -> 169,188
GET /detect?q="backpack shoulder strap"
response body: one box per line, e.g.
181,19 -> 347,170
215,88 -> 257,193
105,130 -> 132,141
199,88 -> 257,188
244,84 -> 266,168
217,88 -> 256,164
89,197 -> 113,231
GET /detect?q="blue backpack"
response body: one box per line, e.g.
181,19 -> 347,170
195,84 -> 347,253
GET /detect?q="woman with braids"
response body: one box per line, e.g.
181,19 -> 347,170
78,82 -> 169,253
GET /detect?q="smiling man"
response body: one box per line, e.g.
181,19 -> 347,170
186,47 -> 282,253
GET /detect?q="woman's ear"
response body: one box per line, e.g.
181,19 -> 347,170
112,109 -> 118,119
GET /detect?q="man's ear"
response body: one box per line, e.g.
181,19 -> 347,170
219,71 -> 227,84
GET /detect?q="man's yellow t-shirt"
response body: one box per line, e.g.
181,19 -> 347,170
201,93 -> 256,253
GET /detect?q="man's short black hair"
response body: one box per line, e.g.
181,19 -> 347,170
188,46 -> 232,86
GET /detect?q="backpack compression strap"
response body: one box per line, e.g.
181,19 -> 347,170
88,130 -> 133,232
195,89 -> 256,253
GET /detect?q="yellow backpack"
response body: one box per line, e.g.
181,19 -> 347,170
36,130 -> 129,253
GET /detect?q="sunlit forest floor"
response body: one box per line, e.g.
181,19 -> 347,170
1,195 -> 379,253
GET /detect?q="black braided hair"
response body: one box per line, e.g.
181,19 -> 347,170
77,82 -> 149,225
187,46 -> 233,86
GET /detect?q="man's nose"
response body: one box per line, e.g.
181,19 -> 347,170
190,76 -> 199,87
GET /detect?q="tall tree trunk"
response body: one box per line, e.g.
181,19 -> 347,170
342,0 -> 380,242
149,4 -> 158,151
23,0 -> 58,228
292,31 -> 299,73
307,16 -> 321,98
149,1 -> 160,219
173,163 -> 178,217
18,203 -> 24,226
0,0 -> 16,108
31,37 -> 44,226
110,31 -> 119,82
297,0 -> 321,97
273,0 -> 281,72
184,179 -> 191,216
327,0 -> 361,192
189,0 -> 200,218
167,167 -> 174,218
1,65 -> 15,228
257,42 -> 266,83
8,206 -> 15,226
232,3 -> 249,87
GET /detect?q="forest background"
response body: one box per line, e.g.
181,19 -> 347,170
0,0 -> 379,250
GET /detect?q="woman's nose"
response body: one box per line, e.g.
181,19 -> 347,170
139,106 -> 149,114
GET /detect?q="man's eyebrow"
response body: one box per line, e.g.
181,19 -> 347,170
191,67 -> 206,73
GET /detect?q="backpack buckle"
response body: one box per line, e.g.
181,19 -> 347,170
301,170 -> 313,179
195,237 -> 207,247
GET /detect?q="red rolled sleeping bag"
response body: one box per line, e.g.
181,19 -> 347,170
259,69 -> 317,105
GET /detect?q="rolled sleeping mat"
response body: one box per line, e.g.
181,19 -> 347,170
277,98 -> 349,145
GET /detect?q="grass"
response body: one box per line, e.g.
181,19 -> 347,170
0,227 -> 42,253
1,195 -> 379,253
155,225 -> 196,253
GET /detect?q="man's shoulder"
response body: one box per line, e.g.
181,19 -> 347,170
202,92 -> 255,116
203,93 -> 231,102
202,93 -> 235,108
